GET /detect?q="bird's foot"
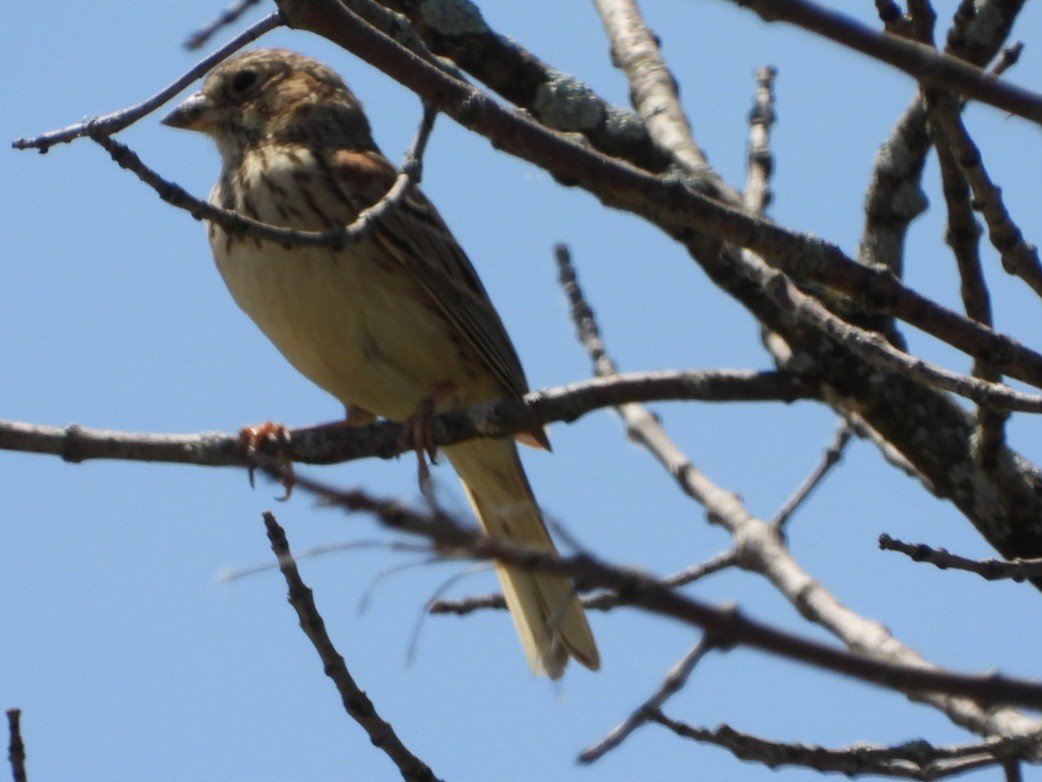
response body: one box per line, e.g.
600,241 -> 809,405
239,421 -> 295,499
398,383 -> 456,491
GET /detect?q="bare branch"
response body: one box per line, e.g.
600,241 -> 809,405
650,711 -> 1042,778
906,0 -> 937,45
936,129 -> 991,328
727,0 -> 1042,124
944,1 -> 1025,67
772,421 -> 853,529
592,0 -> 738,201
737,248 -> 1042,411
989,42 -> 1024,78
554,245 -> 1042,737
374,0 -> 673,175
262,512 -> 441,782
430,550 -> 739,615
858,99 -> 931,277
0,369 -> 817,466
581,551 -> 740,611
185,0 -> 264,50
857,0 -> 1023,280
283,472 -> 1042,712
929,96 -> 1009,465
875,0 -> 909,35
879,534 -> 1042,581
929,98 -> 1042,299
87,104 -> 437,251
11,12 -> 282,152
579,639 -> 717,763
744,66 -> 778,214
6,709 -> 26,782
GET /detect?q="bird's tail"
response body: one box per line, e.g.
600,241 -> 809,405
443,437 -> 600,679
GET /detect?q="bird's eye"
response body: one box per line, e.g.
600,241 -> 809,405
229,69 -> 258,95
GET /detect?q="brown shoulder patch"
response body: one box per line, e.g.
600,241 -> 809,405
328,149 -> 398,206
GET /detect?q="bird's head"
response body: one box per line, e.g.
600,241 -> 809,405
163,48 -> 375,161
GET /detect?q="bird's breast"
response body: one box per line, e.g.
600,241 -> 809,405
208,146 -> 493,419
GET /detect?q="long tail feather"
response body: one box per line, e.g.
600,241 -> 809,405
443,438 -> 599,678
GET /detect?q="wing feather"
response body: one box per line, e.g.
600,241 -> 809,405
329,149 -> 530,400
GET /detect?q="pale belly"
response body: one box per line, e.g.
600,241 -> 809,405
212,231 -> 490,421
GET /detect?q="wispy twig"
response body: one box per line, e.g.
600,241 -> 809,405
185,0 -> 264,50
11,12 -> 282,151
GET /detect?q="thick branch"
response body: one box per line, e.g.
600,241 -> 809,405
270,0 -> 1042,394
373,0 -> 675,174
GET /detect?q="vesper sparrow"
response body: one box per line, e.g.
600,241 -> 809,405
163,49 -> 599,678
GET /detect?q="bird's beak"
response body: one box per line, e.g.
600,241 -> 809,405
162,91 -> 219,132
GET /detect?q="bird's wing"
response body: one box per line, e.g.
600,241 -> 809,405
329,148 -> 530,401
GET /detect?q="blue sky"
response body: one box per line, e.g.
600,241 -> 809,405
6,1 -> 1042,780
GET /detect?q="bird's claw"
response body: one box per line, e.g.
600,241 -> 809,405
239,421 -> 295,499
398,384 -> 454,491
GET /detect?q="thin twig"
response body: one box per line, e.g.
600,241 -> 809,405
185,0 -> 263,50
217,539 -> 432,582
555,243 -> 617,377
945,2 -> 1020,67
1004,757 -> 1024,782
744,66 -> 778,214
989,42 -> 1023,78
429,549 -> 738,614
650,711 -> 1042,778
874,0 -> 909,35
583,551 -> 740,610
580,638 -> 717,763
6,709 -> 26,782
879,534 -> 1042,581
929,97 -> 1008,466
772,421 -> 852,529
929,98 -> 1042,300
262,511 -> 442,782
11,12 -> 282,151
906,0 -> 936,46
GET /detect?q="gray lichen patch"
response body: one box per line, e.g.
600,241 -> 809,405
418,0 -> 490,36
533,70 -> 606,132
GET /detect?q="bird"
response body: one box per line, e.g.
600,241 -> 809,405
162,48 -> 599,678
